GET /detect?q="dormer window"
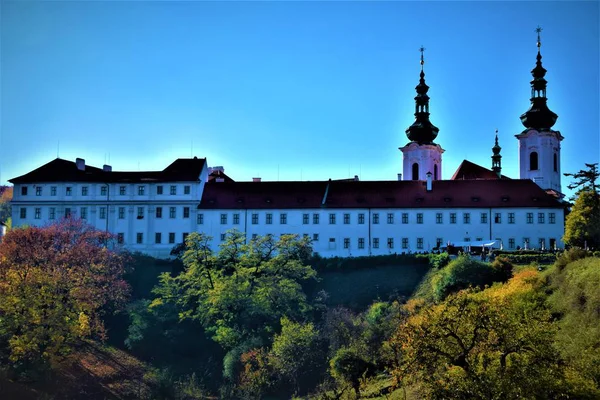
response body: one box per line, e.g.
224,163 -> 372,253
444,197 -> 452,203
471,196 -> 480,202
501,196 -> 509,202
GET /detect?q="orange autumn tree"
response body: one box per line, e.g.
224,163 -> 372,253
0,218 -> 129,368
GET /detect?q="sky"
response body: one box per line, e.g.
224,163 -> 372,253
1,1 -> 599,199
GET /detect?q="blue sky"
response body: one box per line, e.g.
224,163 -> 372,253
1,1 -> 598,198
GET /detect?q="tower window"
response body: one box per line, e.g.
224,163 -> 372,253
434,164 -> 438,180
412,163 -> 419,180
529,152 -> 538,171
553,153 -> 558,172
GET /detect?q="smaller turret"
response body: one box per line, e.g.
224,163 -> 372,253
491,129 -> 502,178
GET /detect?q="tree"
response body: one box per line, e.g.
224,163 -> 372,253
0,218 -> 129,368
0,186 -> 12,226
564,163 -> 600,249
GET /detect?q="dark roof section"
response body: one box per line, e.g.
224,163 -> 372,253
198,179 -> 563,210
9,157 -> 206,184
451,160 -> 510,181
208,169 -> 235,183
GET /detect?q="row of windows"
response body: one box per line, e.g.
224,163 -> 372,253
20,206 -> 192,220
20,184 -> 192,197
211,211 -> 557,225
117,232 -> 189,245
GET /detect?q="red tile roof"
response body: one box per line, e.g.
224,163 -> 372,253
451,160 -> 509,180
198,179 -> 564,210
9,157 -> 206,184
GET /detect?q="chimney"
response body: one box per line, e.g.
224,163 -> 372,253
426,172 -> 432,192
397,173 -> 402,181
103,164 -> 112,172
76,158 -> 85,171
252,177 -> 262,182
354,175 -> 359,181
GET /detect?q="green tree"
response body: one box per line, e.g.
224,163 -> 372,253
0,218 -> 129,369
564,163 -> 600,249
0,186 -> 12,226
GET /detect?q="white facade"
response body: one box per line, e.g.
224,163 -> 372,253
400,142 -> 444,181
516,128 -> 564,193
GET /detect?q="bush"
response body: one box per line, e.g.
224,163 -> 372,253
310,254 -> 430,272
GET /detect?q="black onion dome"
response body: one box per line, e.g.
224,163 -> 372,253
520,28 -> 558,130
406,48 -> 439,144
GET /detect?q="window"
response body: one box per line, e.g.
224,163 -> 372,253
508,238 -> 515,249
157,185 -> 163,195
197,213 -> 204,224
117,233 -> 124,244
373,238 -> 379,249
169,232 -> 175,244
49,207 -> 56,220
329,213 -> 336,224
412,162 -> 419,180
170,207 -> 176,218
436,213 -> 443,224
155,232 -> 162,244
402,213 -> 408,224
313,214 -> 320,224
233,213 -> 240,224
101,186 -> 107,196
34,208 -> 41,219
387,213 -> 394,224
137,207 -> 144,218
526,212 -> 533,224
51,186 -> 57,196
280,213 -> 287,224
82,186 -> 88,196
494,213 -> 502,223
417,238 -> 424,249
464,237 -> 471,243
252,234 -> 258,240
373,213 -> 379,224
538,213 -> 545,224
524,238 -> 530,249
313,234 -> 319,241
463,213 -> 470,224
183,207 -> 190,219
136,233 -> 143,244
156,207 -> 162,218
549,213 -> 556,224
65,208 -> 71,218
344,213 -> 350,224
183,233 -> 189,242
553,153 -> 558,172
481,212 -> 488,224
539,238 -> 546,250
266,213 -> 273,224
184,185 -> 191,195
36,187 -> 42,196
21,186 -> 28,196
402,238 -> 409,249
344,238 -> 350,249
251,213 -> 258,224
303,213 -> 309,224
436,238 -> 443,248
221,213 -> 228,224
118,207 -> 125,219
416,213 -> 423,224
508,212 -> 515,224
100,207 -> 107,219
358,238 -> 365,249
358,213 -> 365,224
529,152 -> 538,170
476,237 -> 483,241
387,238 -> 394,249
66,187 -> 72,196
450,213 -> 457,224
138,186 -> 145,195
170,185 -> 176,195
119,186 -> 126,195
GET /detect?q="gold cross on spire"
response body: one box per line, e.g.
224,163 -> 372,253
535,25 -> 542,48
419,46 -> 426,67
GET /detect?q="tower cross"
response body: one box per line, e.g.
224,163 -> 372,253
536,25 -> 542,48
419,46 -> 425,67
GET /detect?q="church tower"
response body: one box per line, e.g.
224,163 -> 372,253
516,27 -> 564,194
491,129 -> 502,178
400,47 -> 444,181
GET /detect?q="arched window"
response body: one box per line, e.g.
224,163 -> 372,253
529,152 -> 538,171
434,164 -> 438,180
553,153 -> 558,172
412,163 -> 419,180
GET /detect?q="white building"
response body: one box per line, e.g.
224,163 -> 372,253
8,31 -> 567,258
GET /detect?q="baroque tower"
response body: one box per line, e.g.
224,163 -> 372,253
516,27 -> 564,194
400,47 -> 444,181
491,129 -> 502,178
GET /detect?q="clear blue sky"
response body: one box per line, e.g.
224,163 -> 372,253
1,1 -> 598,198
